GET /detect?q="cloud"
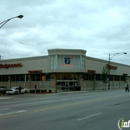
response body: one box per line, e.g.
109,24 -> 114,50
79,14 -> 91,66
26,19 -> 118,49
0,0 -> 129,65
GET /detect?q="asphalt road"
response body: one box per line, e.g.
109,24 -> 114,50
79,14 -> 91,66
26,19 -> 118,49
0,89 -> 129,130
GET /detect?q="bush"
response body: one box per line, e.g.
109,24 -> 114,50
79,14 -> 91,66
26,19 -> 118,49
49,89 -> 52,93
36,90 -> 40,93
30,90 -> 35,93
41,90 -> 44,93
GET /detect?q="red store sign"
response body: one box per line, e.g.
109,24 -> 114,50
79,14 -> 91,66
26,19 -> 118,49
0,63 -> 23,69
28,70 -> 42,74
106,64 -> 117,69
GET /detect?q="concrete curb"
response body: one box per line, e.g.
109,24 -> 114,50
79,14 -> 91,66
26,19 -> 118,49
57,91 -> 88,95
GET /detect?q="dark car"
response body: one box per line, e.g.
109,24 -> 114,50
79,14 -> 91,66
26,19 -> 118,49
0,86 -> 8,94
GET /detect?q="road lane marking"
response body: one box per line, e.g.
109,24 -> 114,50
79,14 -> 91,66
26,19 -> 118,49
1,108 -> 10,111
0,110 -> 27,116
0,93 -> 126,119
78,113 -> 101,121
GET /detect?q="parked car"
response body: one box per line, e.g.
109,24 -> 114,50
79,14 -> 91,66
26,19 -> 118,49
0,86 -> 8,94
6,86 -> 29,95
6,87 -> 19,95
22,88 -> 29,93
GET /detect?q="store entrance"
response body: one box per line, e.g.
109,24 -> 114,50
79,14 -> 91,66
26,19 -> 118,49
56,73 -> 80,92
56,80 -> 79,91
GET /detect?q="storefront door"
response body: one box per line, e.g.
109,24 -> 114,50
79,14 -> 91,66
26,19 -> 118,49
56,73 -> 79,92
56,80 -> 78,91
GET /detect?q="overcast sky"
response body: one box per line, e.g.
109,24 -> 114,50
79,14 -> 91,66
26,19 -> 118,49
0,0 -> 130,65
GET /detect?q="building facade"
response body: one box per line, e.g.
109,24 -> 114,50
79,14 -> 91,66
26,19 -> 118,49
0,49 -> 129,92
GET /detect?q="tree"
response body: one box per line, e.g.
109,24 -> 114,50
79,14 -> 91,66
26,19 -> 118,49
101,66 -> 108,89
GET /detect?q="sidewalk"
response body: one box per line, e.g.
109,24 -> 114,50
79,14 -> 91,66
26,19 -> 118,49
0,89 -> 123,100
0,91 -> 87,100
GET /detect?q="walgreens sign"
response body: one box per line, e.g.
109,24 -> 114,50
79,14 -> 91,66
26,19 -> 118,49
0,63 -> 23,69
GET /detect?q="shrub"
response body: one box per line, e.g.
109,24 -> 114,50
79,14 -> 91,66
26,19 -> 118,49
49,89 -> 52,93
30,90 -> 35,93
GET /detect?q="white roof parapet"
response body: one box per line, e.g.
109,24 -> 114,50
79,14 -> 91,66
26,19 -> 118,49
48,48 -> 86,56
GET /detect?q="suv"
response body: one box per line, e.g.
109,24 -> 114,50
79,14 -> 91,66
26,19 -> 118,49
0,86 -> 8,94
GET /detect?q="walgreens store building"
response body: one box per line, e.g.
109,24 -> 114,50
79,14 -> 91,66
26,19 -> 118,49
0,49 -> 129,92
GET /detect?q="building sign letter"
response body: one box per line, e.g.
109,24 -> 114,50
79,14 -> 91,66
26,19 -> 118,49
0,63 -> 23,69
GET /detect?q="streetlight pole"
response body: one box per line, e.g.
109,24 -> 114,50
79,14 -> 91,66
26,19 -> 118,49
0,15 -> 24,28
108,52 -> 127,90
0,15 -> 23,88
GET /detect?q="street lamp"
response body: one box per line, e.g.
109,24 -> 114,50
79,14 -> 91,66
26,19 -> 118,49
0,15 -> 24,28
108,52 -> 127,90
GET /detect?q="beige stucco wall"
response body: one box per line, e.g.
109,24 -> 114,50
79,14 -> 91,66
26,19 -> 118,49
85,56 -> 130,75
0,56 -> 50,74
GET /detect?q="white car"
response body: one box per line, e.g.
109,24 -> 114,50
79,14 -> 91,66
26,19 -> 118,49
6,86 -> 29,95
22,88 -> 29,93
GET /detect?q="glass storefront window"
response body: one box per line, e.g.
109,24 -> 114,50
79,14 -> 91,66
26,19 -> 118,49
31,75 -> 35,81
50,55 -> 57,70
83,73 -> 94,81
46,73 -> 51,81
0,74 -> 51,82
16,75 -> 20,81
26,74 -> 29,81
21,75 -> 25,81
50,55 -> 85,70
96,74 -> 101,81
36,74 -> 40,81
0,75 -> 8,82
11,75 -> 15,81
